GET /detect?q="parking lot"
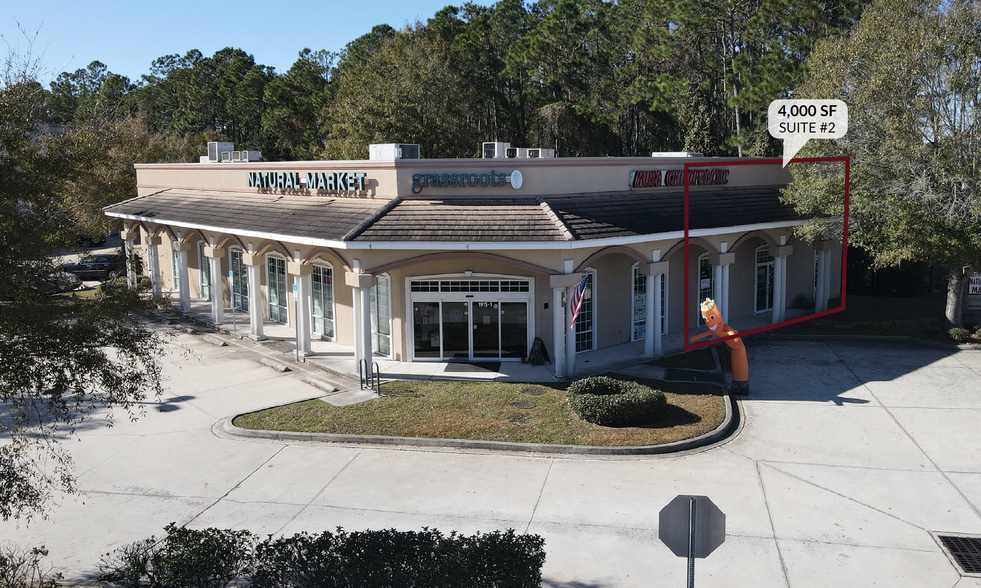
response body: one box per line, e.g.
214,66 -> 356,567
2,331 -> 980,587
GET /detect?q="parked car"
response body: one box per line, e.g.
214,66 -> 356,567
34,271 -> 82,294
61,254 -> 123,281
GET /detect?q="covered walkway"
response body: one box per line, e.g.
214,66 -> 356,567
173,295 -> 806,383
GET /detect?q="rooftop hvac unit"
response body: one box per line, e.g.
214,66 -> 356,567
506,147 -> 531,159
482,142 -> 510,159
207,141 -> 234,162
369,143 -> 421,160
526,148 -> 555,158
231,151 -> 242,162
651,151 -> 703,157
243,150 -> 261,162
221,151 -> 232,163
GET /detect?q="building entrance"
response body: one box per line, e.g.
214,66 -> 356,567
409,276 -> 532,362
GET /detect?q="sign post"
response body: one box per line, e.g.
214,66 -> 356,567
229,270 -> 235,336
659,495 -> 726,588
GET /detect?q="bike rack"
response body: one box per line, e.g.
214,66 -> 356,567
358,358 -> 382,396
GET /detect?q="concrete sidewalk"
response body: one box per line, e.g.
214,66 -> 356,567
2,327 -> 980,587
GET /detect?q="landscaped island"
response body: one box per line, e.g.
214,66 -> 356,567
233,376 -> 726,447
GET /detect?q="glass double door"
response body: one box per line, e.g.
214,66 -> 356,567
413,299 -> 528,361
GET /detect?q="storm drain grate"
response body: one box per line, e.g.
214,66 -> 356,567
510,401 -> 536,409
938,535 -> 981,574
523,387 -> 547,396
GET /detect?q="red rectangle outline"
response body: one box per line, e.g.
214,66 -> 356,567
683,156 -> 849,351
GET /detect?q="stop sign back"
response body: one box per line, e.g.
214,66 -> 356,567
658,495 -> 726,558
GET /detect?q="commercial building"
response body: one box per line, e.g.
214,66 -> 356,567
105,143 -> 842,377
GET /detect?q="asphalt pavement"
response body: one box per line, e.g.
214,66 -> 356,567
2,328 -> 981,587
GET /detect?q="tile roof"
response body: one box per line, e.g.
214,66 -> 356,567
104,190 -> 385,241
352,199 -> 567,242
545,186 -> 802,240
105,186 -> 803,244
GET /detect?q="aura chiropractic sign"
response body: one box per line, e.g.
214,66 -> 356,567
248,171 -> 368,192
630,168 -> 730,189
411,170 -> 523,194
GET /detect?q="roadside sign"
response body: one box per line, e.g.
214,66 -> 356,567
659,495 -> 726,588
659,495 -> 725,557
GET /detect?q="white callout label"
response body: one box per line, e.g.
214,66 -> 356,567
768,99 -> 848,167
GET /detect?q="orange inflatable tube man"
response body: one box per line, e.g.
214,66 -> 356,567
689,298 -> 749,394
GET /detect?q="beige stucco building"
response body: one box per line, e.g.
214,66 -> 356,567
105,145 -> 842,377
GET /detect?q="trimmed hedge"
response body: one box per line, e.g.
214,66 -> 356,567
567,375 -> 630,396
99,524 -> 545,588
567,376 -> 666,427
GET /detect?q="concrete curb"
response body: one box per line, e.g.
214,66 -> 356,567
259,357 -> 291,372
220,384 -> 738,456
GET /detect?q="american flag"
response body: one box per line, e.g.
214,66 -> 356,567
569,273 -> 590,330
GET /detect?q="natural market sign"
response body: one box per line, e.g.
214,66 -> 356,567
248,171 -> 367,192
630,167 -> 731,189
968,272 -> 981,311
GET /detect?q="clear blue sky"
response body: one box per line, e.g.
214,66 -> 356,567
2,0 -> 484,84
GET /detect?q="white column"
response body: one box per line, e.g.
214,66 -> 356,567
146,235 -> 161,297
772,254 -> 784,324
566,284 -> 576,377
721,264 -> 731,320
176,248 -> 190,312
245,247 -> 265,341
208,255 -> 224,325
294,274 -> 312,356
360,282 -> 373,363
654,272 -> 663,356
123,239 -> 136,290
713,263 -> 723,307
348,261 -> 375,373
644,273 -> 655,357
552,287 -> 566,378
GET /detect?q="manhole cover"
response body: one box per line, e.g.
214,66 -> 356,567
938,535 -> 981,574
523,387 -> 547,396
510,401 -> 535,409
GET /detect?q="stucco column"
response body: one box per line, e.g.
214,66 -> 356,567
204,244 -> 225,325
346,264 -> 375,373
773,243 -> 793,323
550,268 -> 582,378
243,248 -> 265,341
711,251 -> 736,320
290,259 -> 313,356
815,244 -> 830,313
121,227 -> 137,291
173,235 -> 191,313
561,260 -> 577,378
647,255 -> 669,357
145,234 -> 161,298
712,263 -> 723,308
552,287 -> 566,378
566,284 -> 577,377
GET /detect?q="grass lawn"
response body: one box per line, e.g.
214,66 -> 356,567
234,376 -> 726,447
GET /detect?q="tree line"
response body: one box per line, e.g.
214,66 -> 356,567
38,0 -> 866,162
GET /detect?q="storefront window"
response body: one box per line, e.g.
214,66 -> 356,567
370,274 -> 391,356
312,264 -> 334,339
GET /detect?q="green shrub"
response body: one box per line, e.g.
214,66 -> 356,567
98,523 -> 256,588
567,376 -> 630,396
100,525 -> 545,588
568,379 -> 666,427
949,327 -> 971,342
